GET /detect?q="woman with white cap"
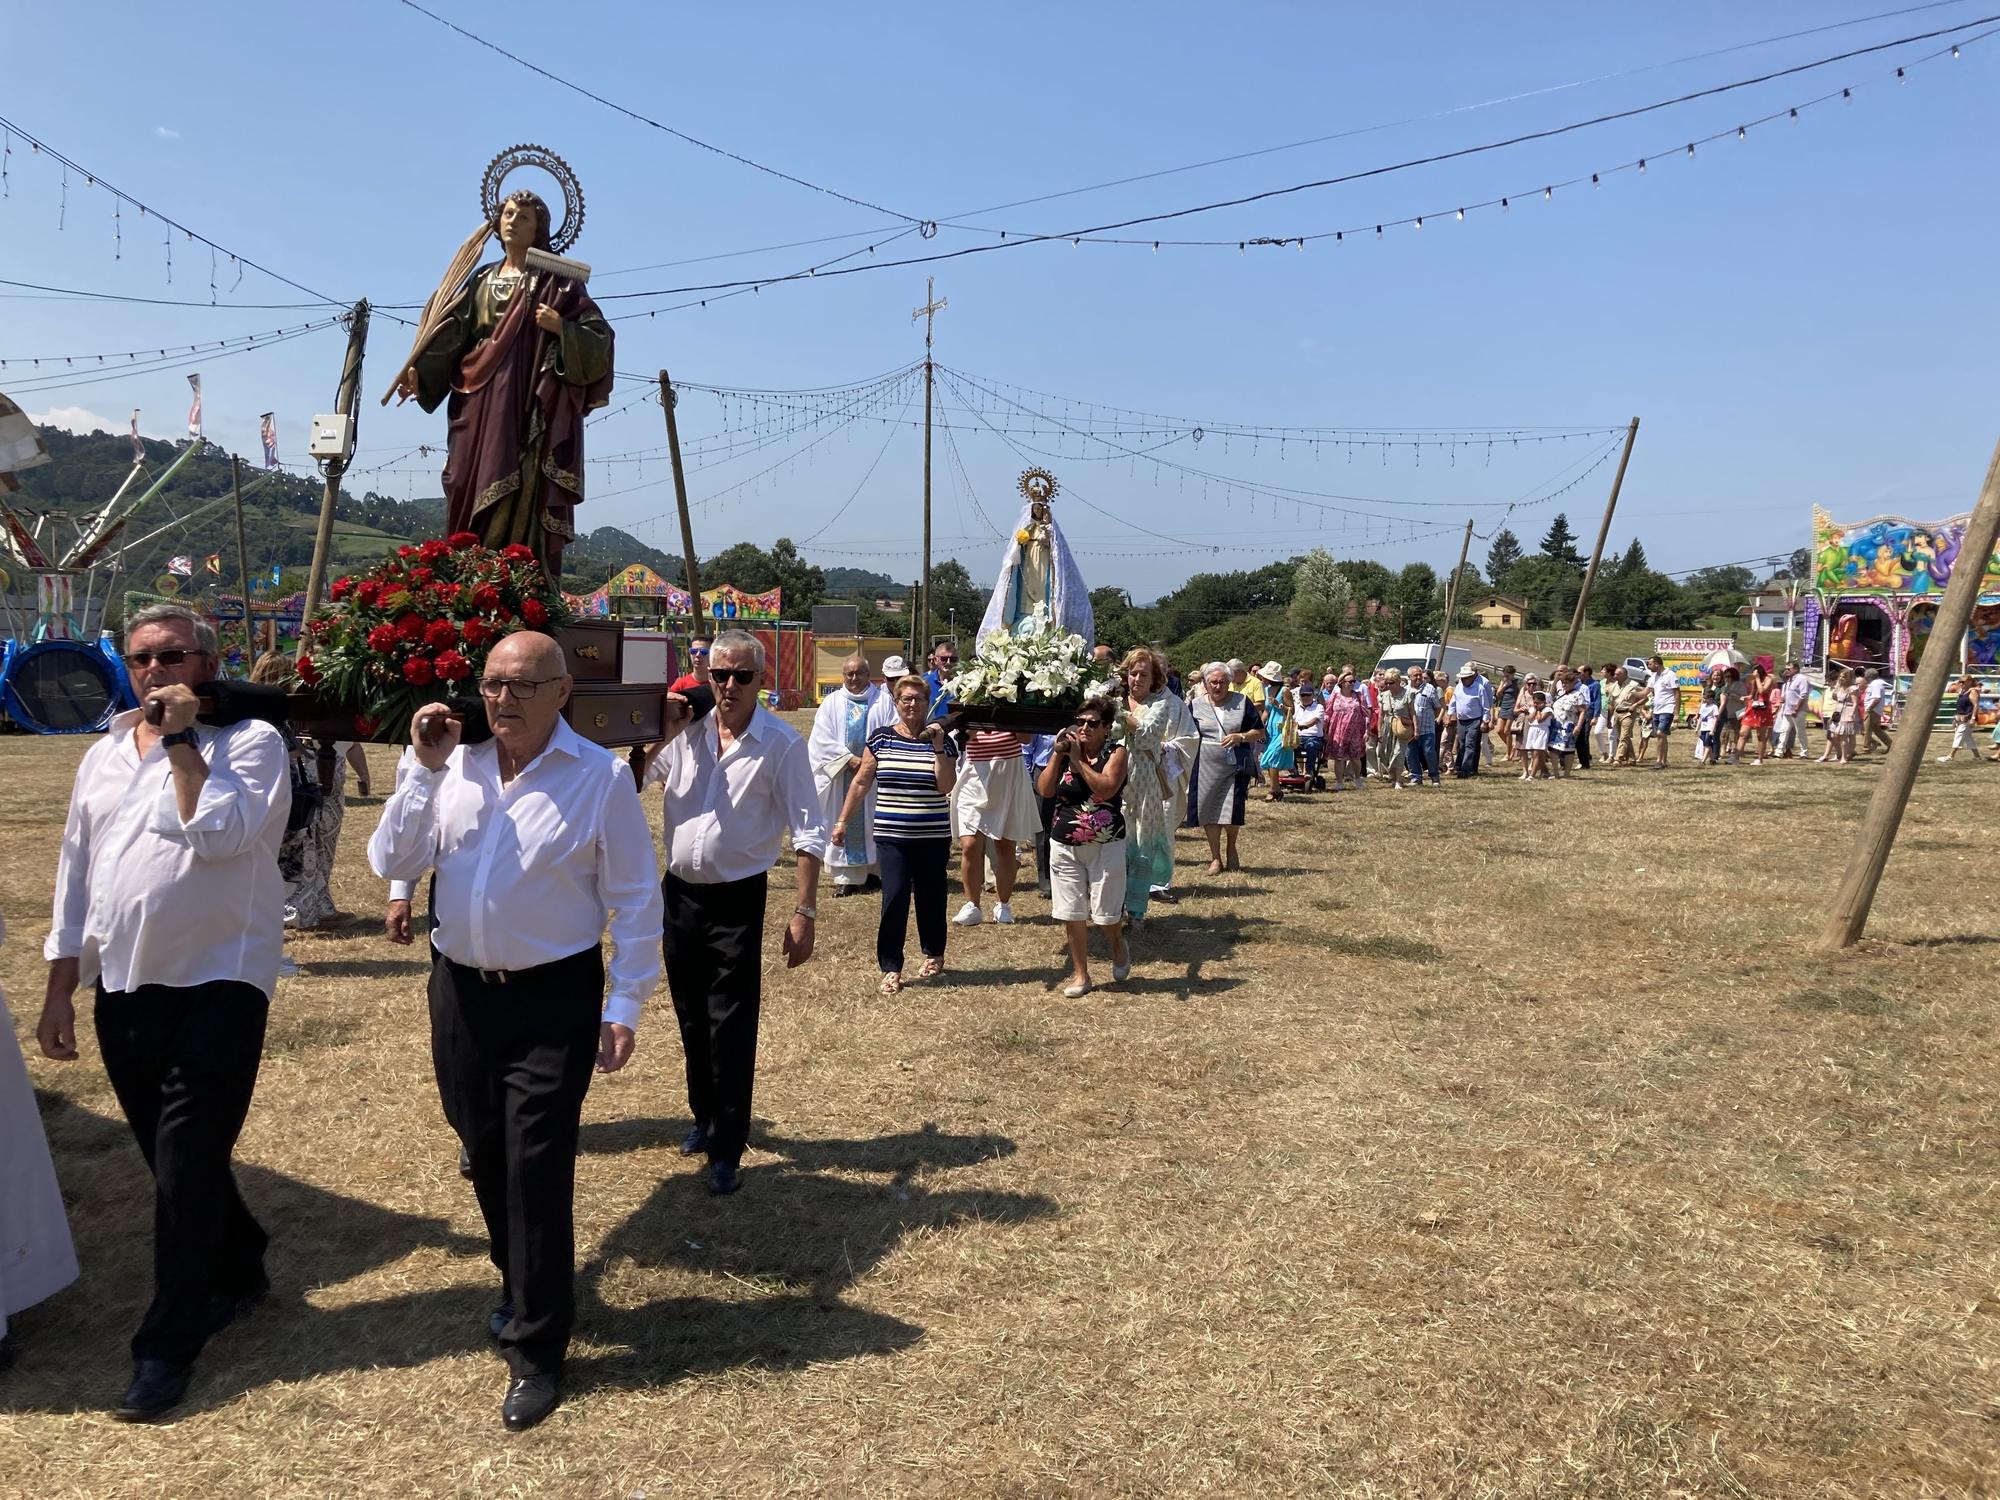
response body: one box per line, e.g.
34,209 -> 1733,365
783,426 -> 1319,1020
1253,660 -> 1293,800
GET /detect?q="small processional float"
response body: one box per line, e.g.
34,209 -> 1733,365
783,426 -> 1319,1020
943,467 -> 1098,734
292,145 -> 662,752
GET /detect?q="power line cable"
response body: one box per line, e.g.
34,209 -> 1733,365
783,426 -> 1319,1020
393,0 -> 928,227
598,16 -> 1995,307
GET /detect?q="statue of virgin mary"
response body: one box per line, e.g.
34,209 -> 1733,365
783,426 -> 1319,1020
978,467 -> 1093,642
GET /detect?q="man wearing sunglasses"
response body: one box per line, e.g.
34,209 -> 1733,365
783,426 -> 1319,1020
368,629 -> 662,1432
924,642 -> 959,719
669,635 -> 712,695
646,629 -> 825,1198
37,603 -> 292,1422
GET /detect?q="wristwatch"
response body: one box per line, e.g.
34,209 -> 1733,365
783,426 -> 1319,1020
793,905 -> 818,921
161,728 -> 199,750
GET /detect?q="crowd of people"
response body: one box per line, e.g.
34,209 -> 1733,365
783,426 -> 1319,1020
3,604 -> 1991,1438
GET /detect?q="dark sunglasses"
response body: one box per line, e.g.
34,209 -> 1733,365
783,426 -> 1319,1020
124,648 -> 201,668
688,647 -> 710,657
711,667 -> 758,686
1071,717 -> 1106,729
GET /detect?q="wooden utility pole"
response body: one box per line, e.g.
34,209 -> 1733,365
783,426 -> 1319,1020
1435,518 -> 1475,668
912,277 -> 947,657
302,300 -> 370,623
230,455 -> 254,669
1559,416 -> 1641,666
658,370 -> 702,612
1820,435 -> 2000,950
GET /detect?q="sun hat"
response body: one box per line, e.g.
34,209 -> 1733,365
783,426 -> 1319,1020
1457,662 -> 1478,678
1256,659 -> 1284,684
881,654 -> 909,677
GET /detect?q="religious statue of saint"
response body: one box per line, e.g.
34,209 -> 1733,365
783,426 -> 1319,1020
980,467 -> 1093,642
388,148 -> 612,578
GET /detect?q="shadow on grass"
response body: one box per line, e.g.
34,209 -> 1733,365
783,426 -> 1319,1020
1894,932 -> 2000,949
5,1102 -> 1034,1417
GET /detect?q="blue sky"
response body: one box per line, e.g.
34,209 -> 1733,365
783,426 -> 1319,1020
4,1 -> 1997,601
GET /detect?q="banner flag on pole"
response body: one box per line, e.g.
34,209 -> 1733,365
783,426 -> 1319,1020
185,375 -> 202,438
259,412 -> 278,470
203,554 -> 221,576
168,555 -> 193,577
271,564 -> 282,585
130,410 -> 145,463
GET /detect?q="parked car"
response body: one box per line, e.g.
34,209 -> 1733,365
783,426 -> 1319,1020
1623,656 -> 1651,677
1374,642 -> 1472,681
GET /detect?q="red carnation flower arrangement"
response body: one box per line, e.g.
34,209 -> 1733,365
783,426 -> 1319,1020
291,538 -> 568,736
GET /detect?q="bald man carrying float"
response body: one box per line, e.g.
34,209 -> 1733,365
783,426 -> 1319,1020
368,630 -> 662,1433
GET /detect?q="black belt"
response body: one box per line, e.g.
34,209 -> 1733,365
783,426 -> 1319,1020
442,948 -> 598,987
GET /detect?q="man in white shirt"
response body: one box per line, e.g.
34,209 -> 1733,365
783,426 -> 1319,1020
369,630 -> 662,1433
1860,668 -> 1895,756
1775,660 -> 1813,759
646,629 -> 825,1198
37,603 -> 290,1422
1641,654 -> 1680,769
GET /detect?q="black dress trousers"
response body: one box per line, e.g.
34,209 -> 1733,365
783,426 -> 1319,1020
428,946 -> 603,1379
95,979 -> 270,1366
662,870 -> 769,1166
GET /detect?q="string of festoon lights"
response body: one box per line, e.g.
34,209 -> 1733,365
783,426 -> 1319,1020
0,319 -> 343,397
591,15 -> 1996,314
0,316 -> 349,371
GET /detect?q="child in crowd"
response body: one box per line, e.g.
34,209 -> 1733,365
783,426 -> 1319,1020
1520,690 -> 1551,781
1696,698 -> 1721,765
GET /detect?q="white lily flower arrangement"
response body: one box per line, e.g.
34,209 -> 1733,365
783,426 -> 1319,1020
951,603 -> 1093,709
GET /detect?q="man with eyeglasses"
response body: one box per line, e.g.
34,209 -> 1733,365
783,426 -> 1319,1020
37,603 -> 291,1422
646,629 -> 825,1199
368,629 -> 662,1432
924,642 -> 959,718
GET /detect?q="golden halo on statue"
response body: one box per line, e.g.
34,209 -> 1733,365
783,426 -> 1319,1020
480,144 -> 585,255
1017,467 -> 1059,505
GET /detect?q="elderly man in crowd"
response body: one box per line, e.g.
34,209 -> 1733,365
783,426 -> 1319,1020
1775,660 -> 1812,759
38,602 -> 291,1422
1608,666 -> 1646,766
924,641 -> 960,718
808,654 -> 893,899
369,630 -> 662,1432
1448,662 -> 1493,779
1230,659 -> 1265,708
648,629 -> 825,1198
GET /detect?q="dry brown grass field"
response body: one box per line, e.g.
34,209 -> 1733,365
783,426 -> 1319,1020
2,721 -> 1997,1498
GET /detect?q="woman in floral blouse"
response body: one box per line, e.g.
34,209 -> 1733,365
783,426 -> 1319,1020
1035,698 -> 1132,997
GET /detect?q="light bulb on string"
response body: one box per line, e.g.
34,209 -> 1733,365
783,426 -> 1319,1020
1456,207 -> 1464,221
1637,159 -> 1646,175
1500,197 -> 1509,212
1544,185 -> 1552,200
1737,125 -> 1746,140
1686,143 -> 1695,158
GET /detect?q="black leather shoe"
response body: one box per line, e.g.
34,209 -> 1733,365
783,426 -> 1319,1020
115,1359 -> 192,1422
487,1298 -> 514,1342
708,1160 -> 741,1196
678,1123 -> 710,1157
457,1143 -> 474,1179
502,1372 -> 559,1432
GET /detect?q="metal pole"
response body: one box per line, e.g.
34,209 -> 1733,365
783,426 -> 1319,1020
1435,518 -> 1475,671
1559,416 -> 1641,667
1819,433 -> 2000,949
921,351 -> 934,661
659,370 -> 701,612
303,300 -> 370,623
231,455 -> 254,673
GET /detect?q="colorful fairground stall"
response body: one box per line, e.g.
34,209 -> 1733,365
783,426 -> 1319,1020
1808,506 -> 2000,702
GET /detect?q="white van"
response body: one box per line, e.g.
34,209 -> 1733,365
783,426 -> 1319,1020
1372,642 -> 1472,680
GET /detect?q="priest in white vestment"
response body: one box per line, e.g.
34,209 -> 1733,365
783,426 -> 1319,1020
808,655 -> 893,896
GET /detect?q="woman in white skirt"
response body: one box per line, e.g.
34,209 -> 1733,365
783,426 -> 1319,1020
1035,702 -> 1132,997
952,728 -> 1040,924
0,913 -> 79,1369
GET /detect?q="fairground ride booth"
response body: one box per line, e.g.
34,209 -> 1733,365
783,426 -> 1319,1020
561,567 -> 815,709
1807,505 -> 2000,719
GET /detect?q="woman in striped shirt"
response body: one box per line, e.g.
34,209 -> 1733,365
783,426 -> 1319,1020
832,676 -> 960,994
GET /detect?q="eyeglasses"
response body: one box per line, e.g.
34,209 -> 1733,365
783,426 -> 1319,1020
711,667 -> 758,686
476,676 -> 562,699
688,647 -> 709,658
124,648 -> 201,668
